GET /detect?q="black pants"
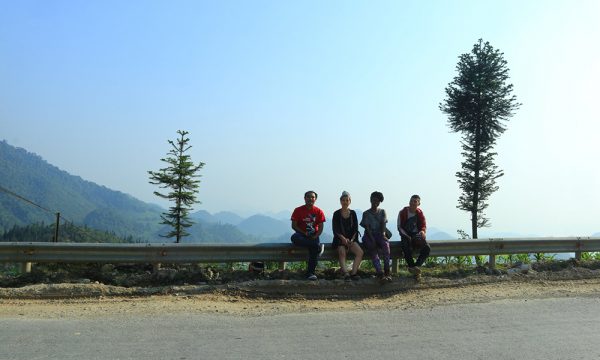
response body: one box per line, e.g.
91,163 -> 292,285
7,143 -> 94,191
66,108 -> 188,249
291,232 -> 320,275
400,235 -> 431,267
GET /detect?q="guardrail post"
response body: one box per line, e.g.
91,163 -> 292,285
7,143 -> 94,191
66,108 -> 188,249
391,258 -> 398,274
575,238 -> 583,261
19,262 -> 32,273
488,255 -> 496,268
278,262 -> 286,271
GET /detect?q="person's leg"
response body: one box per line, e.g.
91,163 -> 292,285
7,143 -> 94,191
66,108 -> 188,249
374,233 -> 391,276
349,242 -> 363,275
337,246 -> 348,274
415,243 -> 431,267
400,235 -> 416,268
362,234 -> 382,274
291,232 -> 320,276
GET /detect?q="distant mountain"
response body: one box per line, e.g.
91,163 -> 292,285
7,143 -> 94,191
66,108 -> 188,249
190,210 -> 216,223
428,230 -> 455,240
0,140 -> 256,243
237,214 -> 291,239
212,211 -> 244,225
264,210 -> 291,221
0,140 -> 163,238
190,210 -> 244,226
12,140 -> 564,244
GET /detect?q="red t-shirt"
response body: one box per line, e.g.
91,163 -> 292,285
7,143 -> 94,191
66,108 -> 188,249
291,205 -> 326,234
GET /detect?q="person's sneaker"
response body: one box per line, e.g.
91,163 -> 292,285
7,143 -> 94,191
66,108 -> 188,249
318,244 -> 325,256
307,274 -> 318,281
344,273 -> 351,282
384,275 -> 393,283
351,274 -> 361,281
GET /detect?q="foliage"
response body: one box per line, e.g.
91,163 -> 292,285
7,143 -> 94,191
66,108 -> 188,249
457,229 -> 471,239
454,255 -> 472,267
285,262 -> 307,271
457,228 -> 484,266
533,252 -> 555,262
1,222 -> 142,243
440,39 -> 521,239
497,253 -> 531,265
148,130 -> 205,243
581,252 -> 600,261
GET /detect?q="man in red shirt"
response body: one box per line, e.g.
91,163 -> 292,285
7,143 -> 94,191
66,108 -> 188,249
291,190 -> 326,280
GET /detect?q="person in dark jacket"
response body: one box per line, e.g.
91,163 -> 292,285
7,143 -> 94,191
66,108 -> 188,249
332,191 -> 363,281
397,194 -> 430,280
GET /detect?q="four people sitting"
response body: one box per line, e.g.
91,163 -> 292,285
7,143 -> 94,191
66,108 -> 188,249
291,190 -> 429,282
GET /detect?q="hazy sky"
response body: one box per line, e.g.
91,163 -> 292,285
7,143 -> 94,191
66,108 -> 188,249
1,1 -> 599,237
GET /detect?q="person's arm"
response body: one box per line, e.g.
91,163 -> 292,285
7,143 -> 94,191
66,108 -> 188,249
398,208 -> 410,239
360,212 -> 372,239
418,209 -> 427,238
350,210 -> 359,242
313,209 -> 325,239
291,220 -> 305,235
332,211 -> 347,243
314,223 -> 324,239
380,209 -> 388,235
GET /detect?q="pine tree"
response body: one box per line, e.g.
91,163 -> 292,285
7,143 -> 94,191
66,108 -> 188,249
440,39 -> 520,239
148,130 -> 204,243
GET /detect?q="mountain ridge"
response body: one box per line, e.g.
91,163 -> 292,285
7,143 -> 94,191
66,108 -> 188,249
2,140 -> 598,243
0,140 -> 256,243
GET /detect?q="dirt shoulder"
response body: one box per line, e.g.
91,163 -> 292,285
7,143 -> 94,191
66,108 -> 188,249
2,266 -> 600,319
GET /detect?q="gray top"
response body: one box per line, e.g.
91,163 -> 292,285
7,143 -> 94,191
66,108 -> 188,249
360,208 -> 387,235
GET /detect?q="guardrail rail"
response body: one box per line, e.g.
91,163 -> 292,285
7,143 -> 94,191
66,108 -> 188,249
2,237 -> 599,273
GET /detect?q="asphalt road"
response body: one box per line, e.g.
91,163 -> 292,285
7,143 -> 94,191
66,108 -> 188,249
2,296 -> 600,360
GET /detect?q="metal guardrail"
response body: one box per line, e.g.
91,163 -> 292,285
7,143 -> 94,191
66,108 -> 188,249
1,237 -> 599,266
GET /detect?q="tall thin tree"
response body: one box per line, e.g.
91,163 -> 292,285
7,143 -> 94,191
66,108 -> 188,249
440,39 -> 520,239
148,130 -> 204,243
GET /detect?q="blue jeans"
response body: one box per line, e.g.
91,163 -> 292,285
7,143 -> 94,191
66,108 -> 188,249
291,232 -> 321,275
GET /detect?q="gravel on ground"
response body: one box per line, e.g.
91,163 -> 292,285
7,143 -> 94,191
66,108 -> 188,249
2,264 -> 600,318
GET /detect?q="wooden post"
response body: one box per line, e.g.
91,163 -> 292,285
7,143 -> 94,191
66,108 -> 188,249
19,262 -> 32,273
278,262 -> 286,271
489,254 -> 496,268
53,212 -> 60,242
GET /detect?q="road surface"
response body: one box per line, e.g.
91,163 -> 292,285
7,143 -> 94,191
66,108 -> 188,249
1,295 -> 599,360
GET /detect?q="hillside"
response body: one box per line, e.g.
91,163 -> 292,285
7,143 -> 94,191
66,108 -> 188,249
0,140 -> 161,236
237,214 -> 292,239
6,140 -> 589,244
0,140 -> 254,243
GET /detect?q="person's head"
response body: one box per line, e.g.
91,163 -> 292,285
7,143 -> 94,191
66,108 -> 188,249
370,191 -> 384,208
304,190 -> 318,207
409,194 -> 421,210
340,191 -> 351,208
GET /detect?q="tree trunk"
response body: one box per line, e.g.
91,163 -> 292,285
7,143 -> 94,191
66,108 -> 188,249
471,210 -> 478,239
